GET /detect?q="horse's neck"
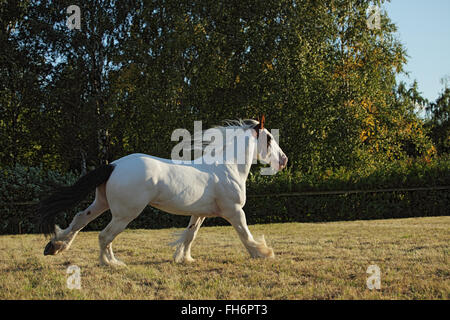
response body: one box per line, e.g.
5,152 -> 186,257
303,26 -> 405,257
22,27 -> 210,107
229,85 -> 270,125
221,138 -> 256,183
197,128 -> 256,184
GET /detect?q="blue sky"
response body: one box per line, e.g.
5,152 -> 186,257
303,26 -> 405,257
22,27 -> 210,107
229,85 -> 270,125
383,0 -> 450,102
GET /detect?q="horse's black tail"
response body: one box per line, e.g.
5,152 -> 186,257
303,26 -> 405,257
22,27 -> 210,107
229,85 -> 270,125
36,164 -> 115,236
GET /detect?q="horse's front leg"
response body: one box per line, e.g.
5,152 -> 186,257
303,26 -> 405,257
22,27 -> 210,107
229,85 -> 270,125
223,207 -> 274,259
171,216 -> 205,263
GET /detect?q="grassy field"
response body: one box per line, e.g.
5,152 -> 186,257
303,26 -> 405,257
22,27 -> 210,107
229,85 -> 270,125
0,216 -> 448,299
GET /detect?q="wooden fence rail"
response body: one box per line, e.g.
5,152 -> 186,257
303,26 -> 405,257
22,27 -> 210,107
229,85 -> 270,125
2,185 -> 449,206
247,186 -> 450,198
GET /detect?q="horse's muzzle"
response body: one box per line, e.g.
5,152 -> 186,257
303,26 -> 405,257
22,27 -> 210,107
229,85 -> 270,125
279,154 -> 288,170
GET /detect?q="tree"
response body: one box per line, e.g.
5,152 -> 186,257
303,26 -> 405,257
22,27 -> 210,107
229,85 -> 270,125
1,0 -> 138,171
0,0 -> 50,167
426,85 -> 450,155
0,0 -> 438,173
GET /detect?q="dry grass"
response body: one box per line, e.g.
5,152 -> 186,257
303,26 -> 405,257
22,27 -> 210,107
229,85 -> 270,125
0,216 -> 449,300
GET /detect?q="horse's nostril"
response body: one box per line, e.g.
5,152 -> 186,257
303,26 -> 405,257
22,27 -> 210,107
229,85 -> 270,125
280,155 -> 287,167
279,157 -> 287,169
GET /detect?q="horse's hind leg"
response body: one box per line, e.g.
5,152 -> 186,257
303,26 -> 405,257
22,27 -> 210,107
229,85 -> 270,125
44,184 -> 109,256
98,217 -> 130,267
98,204 -> 145,267
171,216 -> 205,263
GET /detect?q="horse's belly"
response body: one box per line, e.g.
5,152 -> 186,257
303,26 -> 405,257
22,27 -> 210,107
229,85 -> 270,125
149,199 -> 218,217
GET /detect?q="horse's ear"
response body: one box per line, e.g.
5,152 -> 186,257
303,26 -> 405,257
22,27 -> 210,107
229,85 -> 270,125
260,114 -> 265,130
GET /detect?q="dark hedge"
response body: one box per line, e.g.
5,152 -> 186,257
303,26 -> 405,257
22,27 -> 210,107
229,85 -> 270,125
1,158 -> 449,234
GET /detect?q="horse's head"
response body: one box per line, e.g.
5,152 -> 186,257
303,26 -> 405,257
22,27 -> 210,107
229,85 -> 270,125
251,115 -> 288,172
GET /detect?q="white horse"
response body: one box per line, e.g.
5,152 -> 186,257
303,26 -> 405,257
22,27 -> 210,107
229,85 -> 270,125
37,118 -> 288,266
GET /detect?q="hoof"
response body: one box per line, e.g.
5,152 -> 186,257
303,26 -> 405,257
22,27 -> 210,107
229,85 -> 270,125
111,259 -> 127,267
100,258 -> 127,267
173,256 -> 195,264
44,241 -> 56,255
43,240 -> 65,255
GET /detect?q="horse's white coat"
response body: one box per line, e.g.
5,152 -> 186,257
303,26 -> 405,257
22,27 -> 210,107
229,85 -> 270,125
51,121 -> 287,266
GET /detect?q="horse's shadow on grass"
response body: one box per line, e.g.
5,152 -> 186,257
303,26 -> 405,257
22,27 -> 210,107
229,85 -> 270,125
131,259 -> 172,267
2,264 -> 44,273
128,256 -> 239,268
